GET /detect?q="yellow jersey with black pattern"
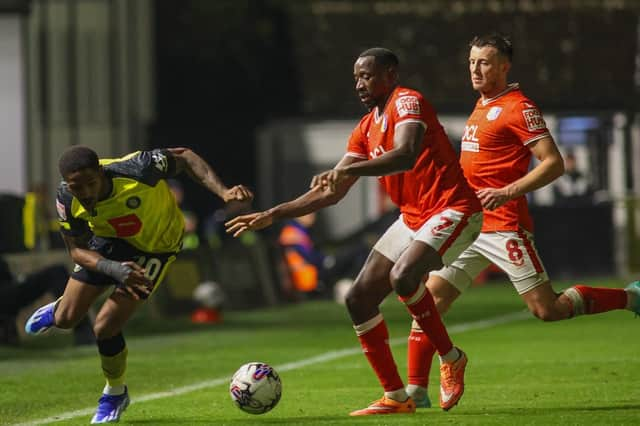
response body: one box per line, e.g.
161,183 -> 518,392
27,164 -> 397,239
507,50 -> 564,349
56,149 -> 185,254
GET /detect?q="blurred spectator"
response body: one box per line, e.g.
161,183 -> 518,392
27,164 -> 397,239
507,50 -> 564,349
553,151 -> 593,206
278,213 -> 369,299
279,213 -> 326,295
167,179 -> 200,249
0,257 -> 94,345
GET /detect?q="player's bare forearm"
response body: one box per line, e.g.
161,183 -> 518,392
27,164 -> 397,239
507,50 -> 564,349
270,185 -> 346,221
61,233 -> 104,270
168,148 -> 230,199
342,122 -> 421,177
342,148 -> 415,177
225,186 -> 346,237
505,141 -> 565,198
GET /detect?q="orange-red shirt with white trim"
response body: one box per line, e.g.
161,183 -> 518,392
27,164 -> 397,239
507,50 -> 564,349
460,84 -> 550,232
347,86 -> 480,230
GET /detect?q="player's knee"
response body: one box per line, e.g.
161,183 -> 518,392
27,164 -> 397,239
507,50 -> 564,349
344,284 -> 365,315
389,264 -> 419,296
432,293 -> 451,314
93,317 -> 120,340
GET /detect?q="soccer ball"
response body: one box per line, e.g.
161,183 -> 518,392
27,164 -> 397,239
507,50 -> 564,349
229,362 -> 282,414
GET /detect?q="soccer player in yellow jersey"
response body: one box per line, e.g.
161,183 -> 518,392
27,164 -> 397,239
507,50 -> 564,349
25,145 -> 253,424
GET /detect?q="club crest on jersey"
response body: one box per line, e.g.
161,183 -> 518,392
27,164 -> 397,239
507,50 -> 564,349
56,199 -> 67,220
152,151 -> 168,172
395,95 -> 421,117
486,106 -> 502,121
126,196 -> 141,209
522,108 -> 546,131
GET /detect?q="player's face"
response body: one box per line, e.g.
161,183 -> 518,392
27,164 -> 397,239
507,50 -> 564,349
354,56 -> 394,110
64,167 -> 105,211
469,45 -> 510,97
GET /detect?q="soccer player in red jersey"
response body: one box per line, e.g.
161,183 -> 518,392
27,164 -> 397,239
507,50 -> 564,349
405,34 -> 640,407
226,47 -> 483,415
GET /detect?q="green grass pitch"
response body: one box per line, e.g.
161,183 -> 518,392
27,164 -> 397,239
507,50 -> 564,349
1,278 -> 639,425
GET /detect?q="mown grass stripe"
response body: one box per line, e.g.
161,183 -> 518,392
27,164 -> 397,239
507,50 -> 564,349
13,310 -> 531,425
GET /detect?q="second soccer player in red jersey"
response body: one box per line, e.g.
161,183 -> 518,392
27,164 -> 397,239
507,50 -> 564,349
405,34 -> 640,408
227,47 -> 483,415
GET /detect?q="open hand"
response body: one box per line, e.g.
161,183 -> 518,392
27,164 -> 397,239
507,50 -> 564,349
225,211 -> 274,237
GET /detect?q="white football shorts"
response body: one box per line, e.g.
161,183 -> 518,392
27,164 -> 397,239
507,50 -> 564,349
431,229 -> 549,295
373,209 -> 483,266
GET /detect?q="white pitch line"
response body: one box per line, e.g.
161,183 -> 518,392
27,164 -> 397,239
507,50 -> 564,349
13,310 -> 531,426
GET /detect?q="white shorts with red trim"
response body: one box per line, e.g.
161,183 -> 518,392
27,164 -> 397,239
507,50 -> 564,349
431,229 -> 549,295
373,209 -> 483,266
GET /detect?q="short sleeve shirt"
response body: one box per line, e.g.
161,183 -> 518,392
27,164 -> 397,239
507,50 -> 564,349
346,86 -> 480,230
459,84 -> 551,232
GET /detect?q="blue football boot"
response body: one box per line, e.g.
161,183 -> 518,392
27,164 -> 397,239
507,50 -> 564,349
625,281 -> 640,315
24,297 -> 61,335
90,387 -> 130,424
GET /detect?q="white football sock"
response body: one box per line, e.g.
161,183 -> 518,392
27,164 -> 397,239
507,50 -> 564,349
439,347 -> 460,364
103,384 -> 126,396
385,388 -> 409,402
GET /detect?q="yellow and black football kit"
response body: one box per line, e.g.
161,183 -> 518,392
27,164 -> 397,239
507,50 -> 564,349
56,149 -> 185,289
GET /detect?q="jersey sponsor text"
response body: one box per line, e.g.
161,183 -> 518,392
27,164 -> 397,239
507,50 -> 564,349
395,95 -> 421,117
522,108 -> 546,131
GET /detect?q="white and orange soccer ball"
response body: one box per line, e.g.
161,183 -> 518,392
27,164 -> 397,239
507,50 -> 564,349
229,362 -> 282,414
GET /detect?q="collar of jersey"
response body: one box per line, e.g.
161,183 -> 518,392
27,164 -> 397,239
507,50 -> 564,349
374,86 -> 400,122
481,82 -> 519,106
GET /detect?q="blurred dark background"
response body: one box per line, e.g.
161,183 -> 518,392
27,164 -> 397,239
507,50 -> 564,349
151,0 -> 638,220
1,0 -> 640,319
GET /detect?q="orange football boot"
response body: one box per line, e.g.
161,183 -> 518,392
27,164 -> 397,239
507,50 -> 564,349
439,347 -> 467,410
349,395 -> 416,416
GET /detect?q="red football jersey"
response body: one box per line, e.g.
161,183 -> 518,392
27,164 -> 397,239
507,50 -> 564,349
347,86 -> 480,230
459,84 -> 551,232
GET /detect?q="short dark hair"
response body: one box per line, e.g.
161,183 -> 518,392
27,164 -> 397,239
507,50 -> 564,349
358,47 -> 399,68
469,33 -> 513,62
58,145 -> 99,177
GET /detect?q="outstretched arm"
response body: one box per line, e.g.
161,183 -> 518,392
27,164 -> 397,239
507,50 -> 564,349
225,156 -> 361,237
168,147 -> 253,202
313,122 -> 423,192
477,136 -> 565,210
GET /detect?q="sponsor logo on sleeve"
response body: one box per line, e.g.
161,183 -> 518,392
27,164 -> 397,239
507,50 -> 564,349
522,108 -> 547,131
486,106 -> 502,121
56,199 -> 67,220
395,95 -> 421,117
152,151 -> 168,172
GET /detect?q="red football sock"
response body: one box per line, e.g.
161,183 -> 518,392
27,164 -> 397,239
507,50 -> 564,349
400,285 -> 453,356
572,285 -> 628,314
355,315 -> 404,392
407,329 -> 436,387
